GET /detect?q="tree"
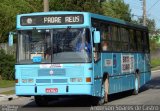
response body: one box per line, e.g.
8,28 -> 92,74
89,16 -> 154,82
0,0 -> 133,43
0,0 -> 42,43
102,0 -> 132,21
49,0 -> 103,14
135,17 -> 160,52
0,49 -> 15,80
136,17 -> 156,35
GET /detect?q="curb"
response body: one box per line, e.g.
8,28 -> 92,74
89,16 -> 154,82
0,94 -> 18,102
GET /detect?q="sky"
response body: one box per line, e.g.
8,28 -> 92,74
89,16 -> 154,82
124,0 -> 160,29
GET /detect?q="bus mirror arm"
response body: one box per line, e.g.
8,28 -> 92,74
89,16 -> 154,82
8,32 -> 17,46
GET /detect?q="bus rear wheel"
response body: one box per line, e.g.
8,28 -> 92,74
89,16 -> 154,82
133,72 -> 140,95
34,96 -> 48,106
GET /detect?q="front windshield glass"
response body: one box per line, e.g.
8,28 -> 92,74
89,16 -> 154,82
17,28 -> 91,64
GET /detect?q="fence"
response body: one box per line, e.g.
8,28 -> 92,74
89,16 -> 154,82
0,43 -> 16,56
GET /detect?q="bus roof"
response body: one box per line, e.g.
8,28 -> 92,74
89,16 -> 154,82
18,11 -> 148,30
89,12 -> 148,30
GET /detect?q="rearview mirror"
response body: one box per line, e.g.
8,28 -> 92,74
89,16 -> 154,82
94,31 -> 100,43
8,32 -> 13,46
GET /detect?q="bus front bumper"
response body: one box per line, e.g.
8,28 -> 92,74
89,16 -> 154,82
15,84 -> 93,96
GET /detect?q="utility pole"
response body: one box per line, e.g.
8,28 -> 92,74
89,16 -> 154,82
142,0 -> 147,26
43,0 -> 49,12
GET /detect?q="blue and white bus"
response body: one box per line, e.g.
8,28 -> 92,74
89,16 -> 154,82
9,11 -> 151,106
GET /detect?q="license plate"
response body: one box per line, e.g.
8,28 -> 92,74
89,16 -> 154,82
45,88 -> 58,93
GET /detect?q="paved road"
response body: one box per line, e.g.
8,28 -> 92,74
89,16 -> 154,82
0,71 -> 160,111
0,87 -> 14,93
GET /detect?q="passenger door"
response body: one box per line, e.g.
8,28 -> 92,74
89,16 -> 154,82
93,38 -> 102,97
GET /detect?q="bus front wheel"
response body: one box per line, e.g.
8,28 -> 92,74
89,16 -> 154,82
34,96 -> 48,106
99,77 -> 109,105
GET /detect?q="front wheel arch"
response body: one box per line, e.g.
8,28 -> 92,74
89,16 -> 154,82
99,73 -> 109,105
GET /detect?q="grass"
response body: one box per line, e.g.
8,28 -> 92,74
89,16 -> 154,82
0,80 -> 15,88
151,58 -> 160,68
0,90 -> 15,95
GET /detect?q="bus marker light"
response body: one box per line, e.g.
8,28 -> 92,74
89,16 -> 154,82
86,77 -> 91,82
28,79 -> 34,83
77,78 -> 82,82
22,79 -> 27,83
70,78 -> 82,82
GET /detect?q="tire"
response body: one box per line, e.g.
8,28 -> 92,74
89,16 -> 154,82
98,78 -> 109,105
34,96 -> 48,106
133,72 -> 140,95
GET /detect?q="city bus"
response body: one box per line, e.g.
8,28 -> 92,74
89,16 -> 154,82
9,11 -> 151,106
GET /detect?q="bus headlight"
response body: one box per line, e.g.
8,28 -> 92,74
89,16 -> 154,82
22,79 -> 34,83
22,79 -> 27,83
70,78 -> 82,82
28,79 -> 34,83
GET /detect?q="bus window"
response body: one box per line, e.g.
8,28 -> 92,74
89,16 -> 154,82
18,30 -> 52,63
101,25 -> 110,40
111,26 -> 121,51
129,29 -> 137,52
52,28 -> 92,63
101,25 -> 112,51
121,28 -> 129,52
143,32 -> 149,52
136,31 -> 143,52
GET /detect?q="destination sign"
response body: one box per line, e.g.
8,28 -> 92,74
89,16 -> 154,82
20,14 -> 84,26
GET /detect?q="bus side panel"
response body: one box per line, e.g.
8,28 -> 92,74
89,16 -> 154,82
108,53 -> 136,94
145,72 -> 151,83
109,74 -> 135,94
122,74 -> 134,92
137,53 -> 145,87
109,53 -> 122,94
140,73 -> 145,86
109,77 -> 117,94
144,53 -> 151,83
121,53 -> 137,92
102,53 -> 123,94
101,53 -> 112,75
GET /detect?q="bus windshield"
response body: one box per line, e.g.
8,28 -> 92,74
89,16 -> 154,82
17,28 -> 91,64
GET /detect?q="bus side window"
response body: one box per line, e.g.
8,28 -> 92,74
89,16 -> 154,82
129,29 -> 137,52
143,32 -> 149,52
136,31 -> 143,52
111,26 -> 121,51
101,25 -> 111,51
121,28 -> 129,52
